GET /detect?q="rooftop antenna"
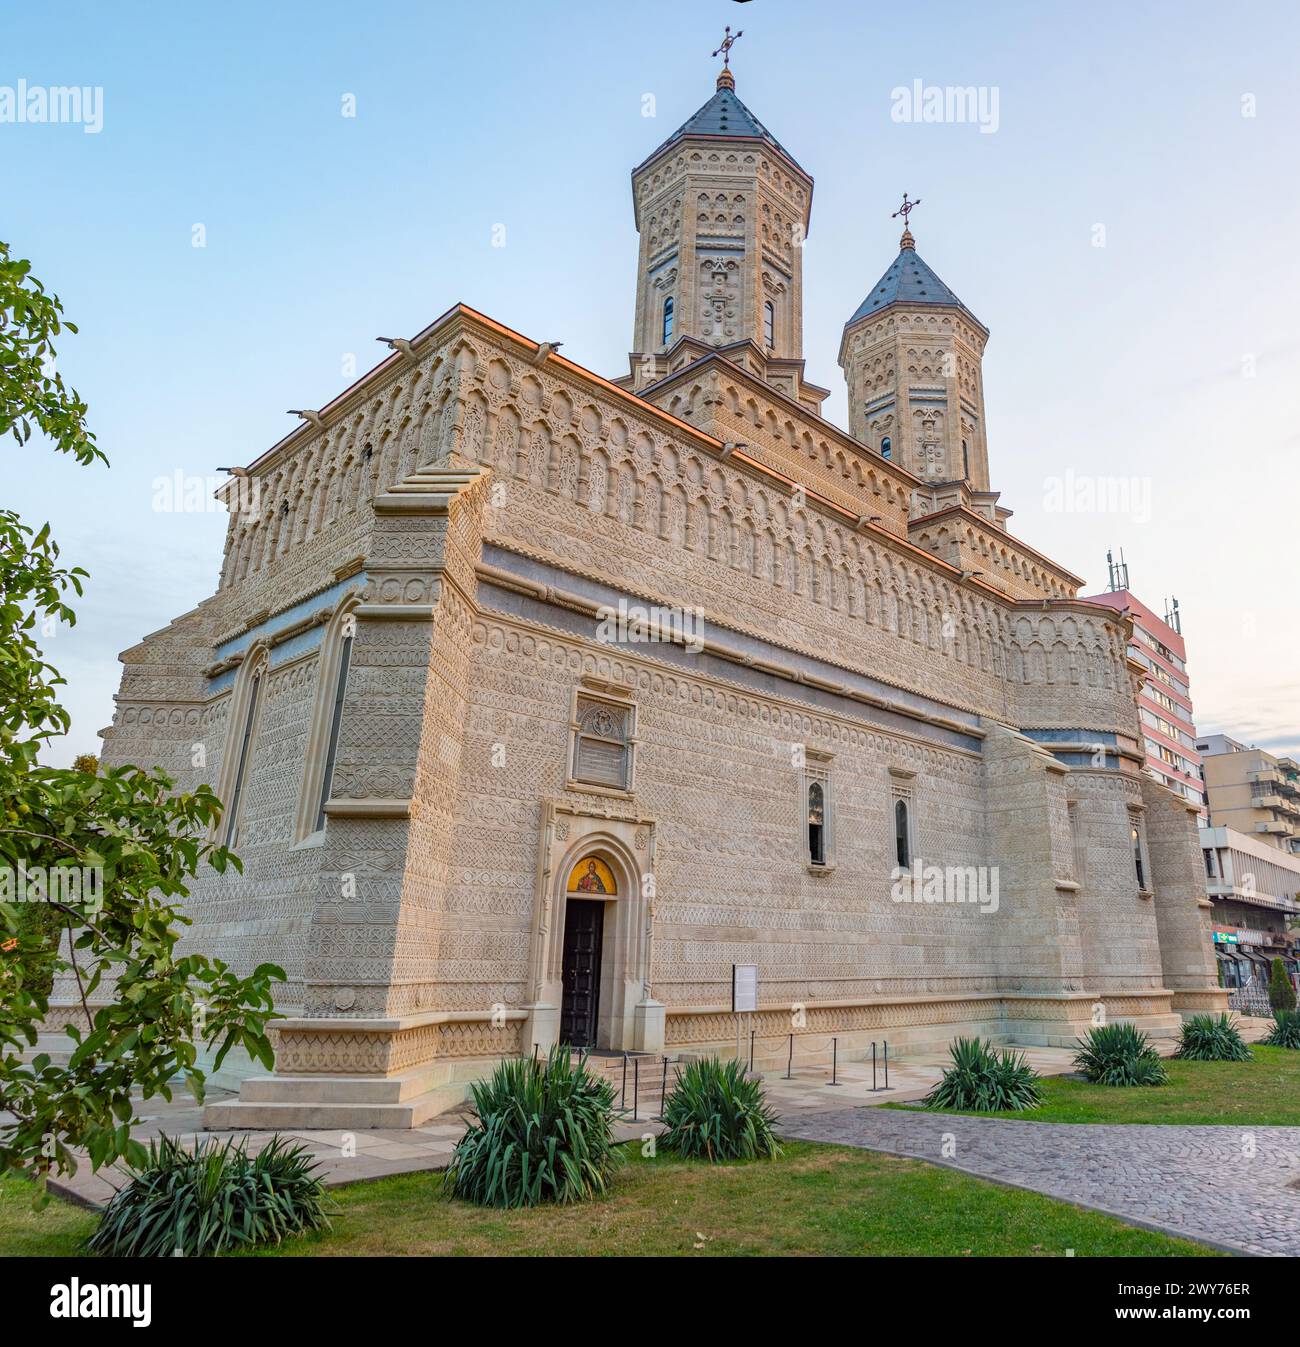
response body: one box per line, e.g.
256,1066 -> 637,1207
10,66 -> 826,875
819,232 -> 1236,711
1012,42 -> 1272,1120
1164,595 -> 1182,635
1105,548 -> 1130,592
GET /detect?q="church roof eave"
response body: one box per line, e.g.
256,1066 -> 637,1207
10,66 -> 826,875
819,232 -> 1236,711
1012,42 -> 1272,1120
241,302 -> 725,479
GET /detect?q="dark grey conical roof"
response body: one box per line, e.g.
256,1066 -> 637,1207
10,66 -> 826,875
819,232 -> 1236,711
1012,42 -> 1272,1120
847,242 -> 983,329
644,81 -> 805,175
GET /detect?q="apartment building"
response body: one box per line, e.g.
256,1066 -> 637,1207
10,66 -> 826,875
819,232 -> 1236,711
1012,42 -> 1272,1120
1083,579 -> 1204,815
1197,734 -> 1300,857
1201,824 -> 1300,1012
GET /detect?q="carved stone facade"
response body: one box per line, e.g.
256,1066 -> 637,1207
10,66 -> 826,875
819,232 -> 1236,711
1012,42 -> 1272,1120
83,67 -> 1223,1127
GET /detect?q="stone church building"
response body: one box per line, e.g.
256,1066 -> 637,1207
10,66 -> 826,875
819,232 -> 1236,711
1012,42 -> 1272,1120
94,63 -> 1224,1126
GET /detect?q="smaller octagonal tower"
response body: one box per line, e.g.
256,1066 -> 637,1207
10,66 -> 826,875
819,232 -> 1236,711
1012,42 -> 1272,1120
839,224 -> 991,491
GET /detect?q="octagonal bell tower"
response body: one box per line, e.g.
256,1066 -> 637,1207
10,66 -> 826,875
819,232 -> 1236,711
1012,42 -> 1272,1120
839,221 -> 991,490
623,61 -> 813,393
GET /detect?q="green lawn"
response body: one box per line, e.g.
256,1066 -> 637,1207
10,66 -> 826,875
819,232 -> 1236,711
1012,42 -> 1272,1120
893,1044 -> 1300,1125
0,1172 -> 99,1256
0,1141 -> 1219,1258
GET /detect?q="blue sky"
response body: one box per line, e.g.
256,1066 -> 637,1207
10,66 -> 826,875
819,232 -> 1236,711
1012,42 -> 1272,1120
7,0 -> 1300,762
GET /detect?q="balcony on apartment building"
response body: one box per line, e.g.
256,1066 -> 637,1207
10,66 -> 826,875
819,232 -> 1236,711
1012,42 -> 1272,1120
1206,881 -> 1300,917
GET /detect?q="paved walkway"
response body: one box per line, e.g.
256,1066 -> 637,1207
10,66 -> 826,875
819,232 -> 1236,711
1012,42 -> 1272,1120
41,1089 -> 663,1208
758,1042 -> 1086,1115
783,1107 -> 1300,1256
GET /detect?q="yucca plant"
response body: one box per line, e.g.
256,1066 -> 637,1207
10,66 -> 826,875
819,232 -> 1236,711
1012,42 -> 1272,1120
1262,1008 -> 1300,1049
923,1036 -> 1043,1112
660,1055 -> 781,1162
443,1044 -> 620,1207
1175,1012 -> 1252,1062
88,1133 -> 329,1257
1073,1022 -> 1168,1086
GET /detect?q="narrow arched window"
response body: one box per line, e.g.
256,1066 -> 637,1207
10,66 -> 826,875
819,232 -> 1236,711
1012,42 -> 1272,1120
962,439 -> 970,479
881,436 -> 892,461
314,632 -> 353,831
1131,823 -> 1146,890
807,781 -> 825,866
225,670 -> 262,848
662,297 -> 674,345
763,300 -> 775,349
894,798 -> 910,869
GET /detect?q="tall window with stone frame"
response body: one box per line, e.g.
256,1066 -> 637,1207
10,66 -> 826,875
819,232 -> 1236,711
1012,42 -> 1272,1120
293,601 -> 360,842
803,752 -> 832,868
881,435 -> 892,461
569,690 -> 636,793
1129,811 -> 1150,892
889,775 -> 916,867
894,798 -> 911,868
807,781 -> 826,866
225,674 -> 260,848
220,648 -> 268,849
314,632 -> 353,832
763,300 -> 775,350
662,296 -> 674,346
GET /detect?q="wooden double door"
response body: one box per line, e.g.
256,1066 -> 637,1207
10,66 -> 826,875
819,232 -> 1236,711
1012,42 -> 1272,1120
559,898 -> 604,1048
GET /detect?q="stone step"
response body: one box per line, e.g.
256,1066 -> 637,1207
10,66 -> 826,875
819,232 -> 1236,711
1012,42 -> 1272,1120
204,1083 -> 467,1131
20,1034 -> 76,1066
238,1065 -> 448,1105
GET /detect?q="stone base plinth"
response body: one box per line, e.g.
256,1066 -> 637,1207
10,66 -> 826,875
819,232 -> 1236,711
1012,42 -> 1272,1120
203,1061 -> 489,1130
1170,989 -> 1232,1015
202,1009 -> 526,1130
664,989 -> 1194,1062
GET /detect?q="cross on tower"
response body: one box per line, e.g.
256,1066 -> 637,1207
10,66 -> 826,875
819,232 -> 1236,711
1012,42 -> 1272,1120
712,25 -> 744,68
892,192 -> 921,228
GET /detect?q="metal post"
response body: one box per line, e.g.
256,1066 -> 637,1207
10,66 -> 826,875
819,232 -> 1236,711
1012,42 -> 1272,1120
785,1032 -> 794,1080
872,1040 -> 877,1092
749,1028 -> 755,1073
533,1042 -> 539,1062
621,1052 -> 628,1110
632,1056 -> 639,1123
660,1056 -> 668,1113
884,1039 -> 889,1090
830,1036 -> 840,1085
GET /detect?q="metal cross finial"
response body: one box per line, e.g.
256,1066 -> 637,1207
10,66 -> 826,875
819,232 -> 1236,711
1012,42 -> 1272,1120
712,25 -> 744,68
892,192 -> 921,227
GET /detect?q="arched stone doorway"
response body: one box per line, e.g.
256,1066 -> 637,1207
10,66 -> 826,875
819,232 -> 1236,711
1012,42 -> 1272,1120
525,802 -> 662,1054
